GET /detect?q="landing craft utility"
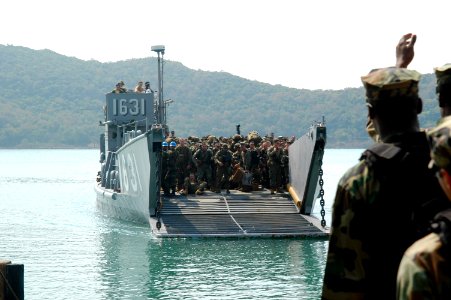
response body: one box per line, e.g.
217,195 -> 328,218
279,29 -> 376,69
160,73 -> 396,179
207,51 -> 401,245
94,45 -> 329,237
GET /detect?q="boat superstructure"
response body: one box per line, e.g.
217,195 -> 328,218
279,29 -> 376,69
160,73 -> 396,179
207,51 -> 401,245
95,91 -> 163,223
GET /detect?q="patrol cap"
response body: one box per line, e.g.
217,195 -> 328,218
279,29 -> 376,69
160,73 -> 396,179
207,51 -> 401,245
428,115 -> 451,170
361,67 -> 421,104
434,63 -> 451,93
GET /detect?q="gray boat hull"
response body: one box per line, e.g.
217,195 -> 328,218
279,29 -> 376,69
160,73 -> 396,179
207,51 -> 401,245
95,128 -> 163,223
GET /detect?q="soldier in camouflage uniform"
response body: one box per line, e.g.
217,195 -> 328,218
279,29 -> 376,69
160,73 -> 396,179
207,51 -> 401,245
366,33 -> 417,142
435,63 -> 451,119
214,143 -> 233,193
322,67 -> 449,299
268,139 -> 283,194
175,138 -> 192,191
259,140 -> 270,189
244,141 -> 260,188
179,173 -> 207,196
211,141 -> 221,189
164,141 -> 178,196
232,143 -> 244,167
396,116 -> 451,299
193,143 -> 213,189
161,141 -> 169,195
281,143 -> 289,188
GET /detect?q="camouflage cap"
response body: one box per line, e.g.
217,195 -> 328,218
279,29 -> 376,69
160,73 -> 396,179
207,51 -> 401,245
361,67 -> 421,103
428,115 -> 451,170
434,63 -> 451,92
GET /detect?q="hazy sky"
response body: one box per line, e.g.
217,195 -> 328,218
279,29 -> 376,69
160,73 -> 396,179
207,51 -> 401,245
2,0 -> 451,90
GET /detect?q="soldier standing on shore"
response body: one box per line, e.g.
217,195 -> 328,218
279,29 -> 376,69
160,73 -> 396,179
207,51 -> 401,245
396,117 -> 451,299
322,67 -> 449,299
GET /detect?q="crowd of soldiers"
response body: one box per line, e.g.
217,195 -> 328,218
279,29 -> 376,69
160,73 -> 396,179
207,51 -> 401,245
160,131 -> 295,196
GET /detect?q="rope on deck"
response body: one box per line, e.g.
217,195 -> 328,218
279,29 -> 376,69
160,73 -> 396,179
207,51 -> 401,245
222,194 -> 247,234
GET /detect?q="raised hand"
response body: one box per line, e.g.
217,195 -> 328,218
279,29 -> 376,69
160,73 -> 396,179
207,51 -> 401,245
396,33 -> 416,68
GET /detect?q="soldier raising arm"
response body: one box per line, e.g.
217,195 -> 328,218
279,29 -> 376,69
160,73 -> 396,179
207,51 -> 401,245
322,68 -> 449,299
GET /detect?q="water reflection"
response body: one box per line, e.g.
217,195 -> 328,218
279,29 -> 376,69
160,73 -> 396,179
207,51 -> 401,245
0,149 -> 334,299
96,218 -> 151,299
146,238 -> 328,299
96,213 -> 329,299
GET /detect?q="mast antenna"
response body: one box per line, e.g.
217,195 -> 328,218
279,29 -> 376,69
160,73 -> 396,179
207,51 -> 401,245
151,45 -> 165,126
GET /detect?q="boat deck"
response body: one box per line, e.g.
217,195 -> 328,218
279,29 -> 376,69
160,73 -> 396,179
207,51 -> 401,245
149,190 -> 329,238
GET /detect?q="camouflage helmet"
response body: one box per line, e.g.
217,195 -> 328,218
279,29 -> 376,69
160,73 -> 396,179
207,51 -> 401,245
361,67 -> 421,105
232,134 -> 242,142
435,64 -> 451,107
428,115 -> 451,171
247,130 -> 262,145
188,136 -> 200,143
207,135 -> 217,144
435,64 -> 451,92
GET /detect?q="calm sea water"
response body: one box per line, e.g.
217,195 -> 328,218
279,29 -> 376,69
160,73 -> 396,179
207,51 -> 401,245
0,148 -> 363,300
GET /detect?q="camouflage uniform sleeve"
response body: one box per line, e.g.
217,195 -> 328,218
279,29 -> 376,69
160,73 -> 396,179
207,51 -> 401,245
322,160 -> 379,299
396,233 -> 443,300
244,151 -> 251,170
187,148 -> 193,164
192,150 -> 199,164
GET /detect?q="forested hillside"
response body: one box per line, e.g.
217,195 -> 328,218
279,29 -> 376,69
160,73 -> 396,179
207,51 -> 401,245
0,44 -> 440,148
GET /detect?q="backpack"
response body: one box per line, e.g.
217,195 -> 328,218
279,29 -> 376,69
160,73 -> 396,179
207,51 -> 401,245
360,137 -> 450,297
431,208 -> 451,251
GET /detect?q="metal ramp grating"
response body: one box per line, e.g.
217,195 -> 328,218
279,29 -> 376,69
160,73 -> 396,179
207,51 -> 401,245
150,191 -> 329,238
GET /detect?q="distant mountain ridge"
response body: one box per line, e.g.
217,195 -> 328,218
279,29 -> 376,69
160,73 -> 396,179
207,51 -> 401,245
0,44 -> 440,148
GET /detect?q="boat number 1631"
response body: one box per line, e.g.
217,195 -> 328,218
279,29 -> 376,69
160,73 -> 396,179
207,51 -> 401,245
112,98 -> 146,116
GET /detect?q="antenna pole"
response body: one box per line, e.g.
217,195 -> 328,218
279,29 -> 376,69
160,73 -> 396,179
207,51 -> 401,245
151,45 -> 166,126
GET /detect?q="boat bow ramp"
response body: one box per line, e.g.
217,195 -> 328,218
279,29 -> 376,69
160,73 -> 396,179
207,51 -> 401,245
150,120 -> 329,238
150,190 -> 328,238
